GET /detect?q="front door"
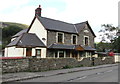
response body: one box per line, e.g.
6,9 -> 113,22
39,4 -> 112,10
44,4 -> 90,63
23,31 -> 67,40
26,48 -> 32,57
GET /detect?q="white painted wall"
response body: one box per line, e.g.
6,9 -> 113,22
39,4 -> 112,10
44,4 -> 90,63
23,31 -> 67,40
4,47 -> 26,57
4,46 -> 46,58
28,18 -> 47,46
35,47 -> 46,58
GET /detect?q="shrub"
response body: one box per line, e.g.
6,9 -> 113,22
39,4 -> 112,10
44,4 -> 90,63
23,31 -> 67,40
62,65 -> 73,69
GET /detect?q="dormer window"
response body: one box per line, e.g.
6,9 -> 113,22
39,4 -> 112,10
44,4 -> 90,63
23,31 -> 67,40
72,35 -> 77,44
57,32 -> 64,43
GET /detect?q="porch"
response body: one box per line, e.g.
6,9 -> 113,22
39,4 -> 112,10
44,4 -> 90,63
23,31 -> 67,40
47,43 -> 96,60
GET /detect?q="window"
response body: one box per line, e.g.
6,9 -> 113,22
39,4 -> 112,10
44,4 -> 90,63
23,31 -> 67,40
54,51 -> 58,58
36,49 -> 41,56
59,51 -> 64,58
84,36 -> 89,46
54,50 -> 66,58
72,35 -> 77,44
57,32 -> 64,43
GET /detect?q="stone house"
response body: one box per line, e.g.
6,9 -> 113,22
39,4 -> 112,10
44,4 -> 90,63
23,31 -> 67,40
4,5 -> 96,60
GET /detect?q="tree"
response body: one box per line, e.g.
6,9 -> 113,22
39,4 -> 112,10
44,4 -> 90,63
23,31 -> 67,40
97,24 -> 119,52
99,24 -> 118,43
96,42 -> 112,52
2,25 -> 23,49
112,36 -> 120,53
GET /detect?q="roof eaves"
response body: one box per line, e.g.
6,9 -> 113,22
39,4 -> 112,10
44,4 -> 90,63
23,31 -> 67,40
7,34 -> 23,47
86,21 -> 96,37
27,16 -> 36,33
47,29 -> 78,34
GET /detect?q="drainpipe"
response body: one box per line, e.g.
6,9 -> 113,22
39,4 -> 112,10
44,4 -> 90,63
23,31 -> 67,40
23,48 -> 24,57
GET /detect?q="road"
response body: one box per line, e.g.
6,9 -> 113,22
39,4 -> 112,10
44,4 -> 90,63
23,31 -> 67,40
17,65 -> 118,82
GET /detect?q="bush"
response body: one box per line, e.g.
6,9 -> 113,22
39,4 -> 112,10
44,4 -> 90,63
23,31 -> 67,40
62,65 -> 73,69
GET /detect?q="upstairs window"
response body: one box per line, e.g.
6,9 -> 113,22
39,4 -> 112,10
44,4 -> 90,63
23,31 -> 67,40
57,32 -> 64,43
84,36 -> 89,46
72,35 -> 77,44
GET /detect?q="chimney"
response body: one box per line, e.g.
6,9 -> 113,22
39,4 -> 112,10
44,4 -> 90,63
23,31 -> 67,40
35,5 -> 42,17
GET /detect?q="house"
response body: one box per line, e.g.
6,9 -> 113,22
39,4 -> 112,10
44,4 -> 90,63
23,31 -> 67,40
4,5 -> 96,60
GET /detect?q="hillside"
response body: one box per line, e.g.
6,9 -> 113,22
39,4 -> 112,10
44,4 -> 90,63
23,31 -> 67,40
1,22 -> 29,48
0,22 -> 29,29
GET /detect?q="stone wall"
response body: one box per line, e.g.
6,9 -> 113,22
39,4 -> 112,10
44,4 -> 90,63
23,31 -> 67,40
47,31 -> 56,47
47,31 -> 76,46
29,58 -> 78,72
77,25 -> 95,48
47,25 -> 95,48
1,57 -> 114,73
1,58 -> 29,73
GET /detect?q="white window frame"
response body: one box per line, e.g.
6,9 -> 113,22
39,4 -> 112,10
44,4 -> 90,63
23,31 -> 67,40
71,34 -> 77,45
54,50 -> 66,58
35,49 -> 41,57
84,36 -> 89,46
56,32 -> 64,43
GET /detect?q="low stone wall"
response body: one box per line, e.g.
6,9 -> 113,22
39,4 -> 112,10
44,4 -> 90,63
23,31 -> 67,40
1,57 -> 114,73
29,58 -> 78,71
77,58 -> 92,67
1,58 -> 29,73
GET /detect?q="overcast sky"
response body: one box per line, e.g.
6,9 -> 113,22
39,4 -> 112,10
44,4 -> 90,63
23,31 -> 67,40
0,0 -> 119,42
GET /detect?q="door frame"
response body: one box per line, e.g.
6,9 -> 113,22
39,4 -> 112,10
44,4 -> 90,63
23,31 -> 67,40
26,48 -> 32,57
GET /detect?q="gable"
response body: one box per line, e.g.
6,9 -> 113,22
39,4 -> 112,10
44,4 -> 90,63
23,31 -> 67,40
28,17 -> 47,45
75,21 -> 96,37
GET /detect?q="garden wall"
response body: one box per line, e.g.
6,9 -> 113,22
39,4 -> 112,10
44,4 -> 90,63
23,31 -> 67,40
1,57 -> 114,73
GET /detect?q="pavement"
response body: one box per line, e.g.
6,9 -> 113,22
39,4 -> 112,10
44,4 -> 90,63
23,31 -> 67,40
1,63 -> 118,83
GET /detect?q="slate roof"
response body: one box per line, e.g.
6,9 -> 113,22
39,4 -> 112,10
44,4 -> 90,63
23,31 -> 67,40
81,46 -> 96,51
75,22 -> 86,33
48,43 -> 96,51
12,28 -> 28,38
38,16 -> 78,34
7,33 -> 46,48
48,43 -> 76,50
13,15 -> 96,37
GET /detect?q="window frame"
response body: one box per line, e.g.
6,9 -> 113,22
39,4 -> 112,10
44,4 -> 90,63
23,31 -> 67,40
71,34 -> 77,44
56,32 -> 64,43
54,50 -> 66,58
84,36 -> 89,46
35,49 -> 41,57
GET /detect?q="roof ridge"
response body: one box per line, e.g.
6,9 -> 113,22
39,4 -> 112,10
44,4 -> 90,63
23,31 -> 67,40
74,21 -> 87,25
16,33 -> 25,46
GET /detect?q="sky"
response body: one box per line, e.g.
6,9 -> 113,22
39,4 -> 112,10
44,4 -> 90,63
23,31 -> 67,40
0,0 -> 119,42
